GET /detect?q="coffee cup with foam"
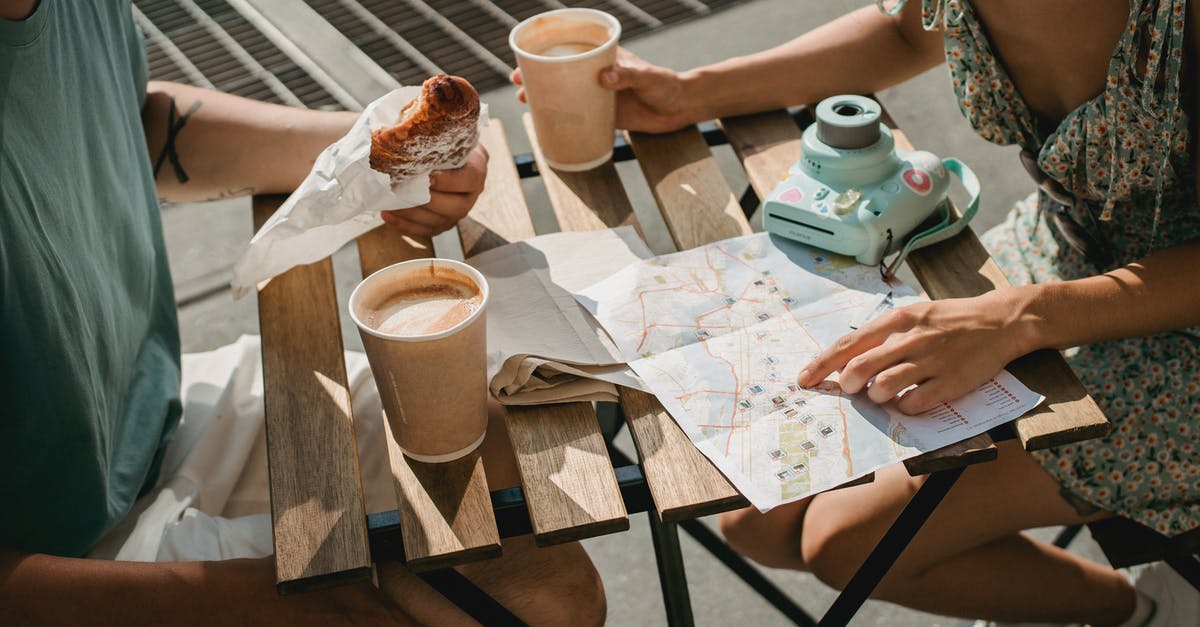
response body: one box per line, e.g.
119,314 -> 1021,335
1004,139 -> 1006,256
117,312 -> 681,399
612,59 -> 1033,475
510,8 -> 621,171
349,258 -> 490,462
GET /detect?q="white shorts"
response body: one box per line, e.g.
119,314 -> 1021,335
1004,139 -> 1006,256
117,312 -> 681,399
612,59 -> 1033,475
90,335 -> 395,562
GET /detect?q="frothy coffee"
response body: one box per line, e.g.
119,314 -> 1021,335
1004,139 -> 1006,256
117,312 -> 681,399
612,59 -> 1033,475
514,15 -> 613,59
360,265 -> 482,336
534,42 -> 599,57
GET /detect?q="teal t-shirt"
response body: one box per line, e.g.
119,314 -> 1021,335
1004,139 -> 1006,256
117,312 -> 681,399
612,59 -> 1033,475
0,1 -> 182,556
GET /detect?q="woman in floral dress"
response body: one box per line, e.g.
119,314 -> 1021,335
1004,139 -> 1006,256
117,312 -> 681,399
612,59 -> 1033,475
513,0 -> 1200,624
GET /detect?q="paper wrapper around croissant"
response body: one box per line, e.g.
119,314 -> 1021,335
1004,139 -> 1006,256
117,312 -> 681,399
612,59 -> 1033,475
229,85 -> 489,298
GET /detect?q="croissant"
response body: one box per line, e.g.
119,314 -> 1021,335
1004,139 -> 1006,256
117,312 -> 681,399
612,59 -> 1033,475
370,75 -> 481,182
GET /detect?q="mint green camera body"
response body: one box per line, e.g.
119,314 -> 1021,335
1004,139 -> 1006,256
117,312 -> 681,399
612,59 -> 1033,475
763,96 -> 978,271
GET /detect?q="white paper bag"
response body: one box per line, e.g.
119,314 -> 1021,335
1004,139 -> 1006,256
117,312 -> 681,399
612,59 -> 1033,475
230,86 -> 489,297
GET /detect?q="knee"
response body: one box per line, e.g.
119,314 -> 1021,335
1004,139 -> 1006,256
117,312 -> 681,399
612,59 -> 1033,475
519,544 -> 606,627
800,515 -> 869,591
719,508 -> 802,570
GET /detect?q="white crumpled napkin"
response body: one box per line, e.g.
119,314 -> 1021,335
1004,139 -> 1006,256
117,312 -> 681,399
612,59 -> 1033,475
230,86 -> 489,297
467,227 -> 653,405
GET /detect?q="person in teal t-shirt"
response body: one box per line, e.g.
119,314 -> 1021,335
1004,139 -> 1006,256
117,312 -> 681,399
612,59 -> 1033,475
0,1 -> 604,624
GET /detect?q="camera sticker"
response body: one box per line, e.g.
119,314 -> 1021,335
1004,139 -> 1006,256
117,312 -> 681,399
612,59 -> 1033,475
908,152 -> 947,178
901,167 -> 933,196
775,187 -> 804,205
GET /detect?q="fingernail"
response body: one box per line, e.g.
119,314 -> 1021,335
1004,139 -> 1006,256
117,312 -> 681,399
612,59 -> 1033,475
381,212 -> 394,224
796,366 -> 813,386
602,69 -> 619,85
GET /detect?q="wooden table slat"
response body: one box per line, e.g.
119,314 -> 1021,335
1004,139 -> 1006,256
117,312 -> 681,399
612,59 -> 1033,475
523,113 -> 746,522
505,403 -> 631,544
618,389 -> 748,522
459,118 -> 628,545
720,107 -> 1109,455
384,432 -> 502,571
624,127 -> 753,249
355,214 -> 502,568
253,196 -> 372,593
458,119 -> 539,255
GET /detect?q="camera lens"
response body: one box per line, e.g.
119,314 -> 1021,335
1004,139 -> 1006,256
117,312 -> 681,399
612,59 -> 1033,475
815,95 -> 882,149
834,104 -> 863,117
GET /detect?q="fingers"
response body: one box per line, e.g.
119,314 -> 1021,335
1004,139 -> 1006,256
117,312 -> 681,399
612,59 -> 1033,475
381,145 -> 488,237
897,378 -> 956,415
865,362 -> 925,405
381,208 -> 444,237
797,308 -> 917,388
599,48 -> 657,91
510,68 -> 522,85
429,144 -> 488,194
797,325 -> 891,388
836,345 -> 903,394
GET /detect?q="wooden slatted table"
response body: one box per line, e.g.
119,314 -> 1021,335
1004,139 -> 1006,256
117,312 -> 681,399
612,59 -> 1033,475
252,104 -> 1110,624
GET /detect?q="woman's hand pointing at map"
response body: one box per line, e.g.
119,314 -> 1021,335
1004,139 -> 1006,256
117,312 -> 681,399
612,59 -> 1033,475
796,289 -> 1041,415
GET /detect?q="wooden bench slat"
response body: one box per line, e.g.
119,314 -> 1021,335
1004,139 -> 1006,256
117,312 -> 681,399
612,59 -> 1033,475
253,196 -> 372,594
521,113 -> 748,522
721,107 -> 1109,454
718,111 -> 999,475
356,222 -> 502,569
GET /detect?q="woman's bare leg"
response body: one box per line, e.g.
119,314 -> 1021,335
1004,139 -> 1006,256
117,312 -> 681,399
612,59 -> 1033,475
799,440 -> 1132,624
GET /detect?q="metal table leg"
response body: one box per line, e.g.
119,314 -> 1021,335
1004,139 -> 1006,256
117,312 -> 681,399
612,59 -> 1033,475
679,518 -> 817,626
818,466 -> 965,627
648,513 -> 695,627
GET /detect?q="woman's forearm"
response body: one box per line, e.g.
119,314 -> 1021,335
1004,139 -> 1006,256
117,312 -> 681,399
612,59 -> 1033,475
677,4 -> 945,123
143,81 -> 357,203
1013,239 -> 1200,352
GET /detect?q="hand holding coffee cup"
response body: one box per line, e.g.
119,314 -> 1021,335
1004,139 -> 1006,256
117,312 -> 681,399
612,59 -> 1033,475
511,48 -> 693,136
509,8 -> 622,171
350,259 -> 490,463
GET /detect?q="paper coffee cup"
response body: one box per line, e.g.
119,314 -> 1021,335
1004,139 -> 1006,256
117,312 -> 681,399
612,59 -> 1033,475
510,8 -> 621,171
349,259 -> 490,463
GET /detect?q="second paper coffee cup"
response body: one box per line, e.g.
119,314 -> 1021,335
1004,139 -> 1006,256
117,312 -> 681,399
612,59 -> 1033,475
510,8 -> 621,171
349,258 -> 489,463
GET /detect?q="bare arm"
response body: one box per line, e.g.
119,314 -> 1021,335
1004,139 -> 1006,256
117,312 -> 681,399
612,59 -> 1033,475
677,3 -> 945,122
0,551 -> 416,625
0,0 -> 35,20
142,81 -> 488,234
512,3 -> 946,133
1016,241 -> 1200,351
142,81 -> 356,203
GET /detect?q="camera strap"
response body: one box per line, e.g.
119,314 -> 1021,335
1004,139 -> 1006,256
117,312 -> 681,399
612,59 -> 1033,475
882,157 -> 980,277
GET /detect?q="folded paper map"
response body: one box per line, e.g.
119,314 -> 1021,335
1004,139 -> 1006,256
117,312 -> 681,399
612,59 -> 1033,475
468,227 -> 651,404
574,233 -> 1044,511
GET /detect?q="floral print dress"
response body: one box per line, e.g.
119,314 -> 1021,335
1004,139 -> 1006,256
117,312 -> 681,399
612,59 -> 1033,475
885,0 -> 1200,535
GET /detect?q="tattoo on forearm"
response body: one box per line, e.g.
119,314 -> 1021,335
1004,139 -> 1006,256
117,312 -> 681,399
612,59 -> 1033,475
153,96 -> 202,184
202,187 -> 256,202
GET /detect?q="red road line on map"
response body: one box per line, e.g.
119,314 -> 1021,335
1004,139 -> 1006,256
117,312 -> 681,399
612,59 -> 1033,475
650,323 -> 734,329
715,245 -> 758,273
836,391 -> 853,475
